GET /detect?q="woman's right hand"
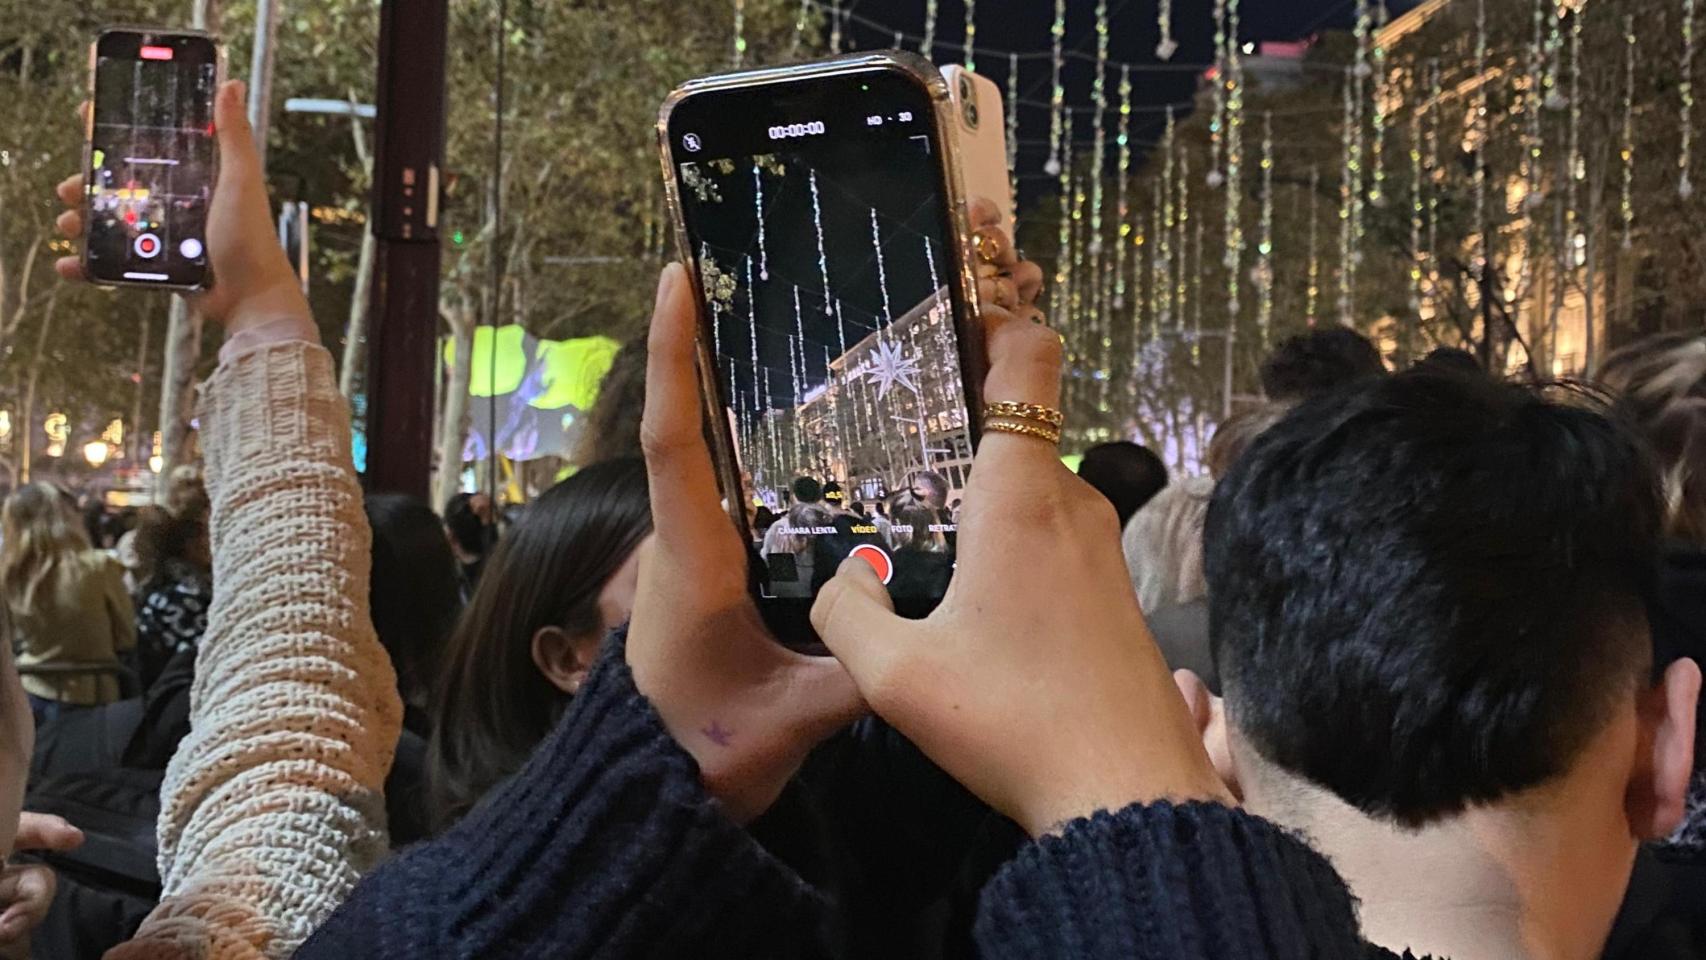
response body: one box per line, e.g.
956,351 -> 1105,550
53,80 -> 308,337
810,301 -> 1232,838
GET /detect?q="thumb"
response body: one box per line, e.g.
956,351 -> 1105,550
811,557 -> 911,694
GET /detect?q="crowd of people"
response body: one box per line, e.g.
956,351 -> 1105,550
0,76 -> 1696,960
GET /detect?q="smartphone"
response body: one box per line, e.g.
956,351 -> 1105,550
83,28 -> 221,290
939,65 -> 1014,232
659,52 -> 986,630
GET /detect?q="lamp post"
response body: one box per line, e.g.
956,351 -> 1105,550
83,441 -> 111,469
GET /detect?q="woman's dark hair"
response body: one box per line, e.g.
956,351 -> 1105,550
572,336 -> 646,467
427,457 -> 652,830
366,493 -> 462,713
1077,442 -> 1168,528
132,506 -> 209,587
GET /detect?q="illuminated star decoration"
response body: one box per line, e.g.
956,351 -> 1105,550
862,338 -> 921,399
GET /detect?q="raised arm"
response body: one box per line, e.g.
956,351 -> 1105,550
48,80 -> 403,960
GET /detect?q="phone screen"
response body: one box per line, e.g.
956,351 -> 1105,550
86,31 -> 218,289
666,66 -> 975,612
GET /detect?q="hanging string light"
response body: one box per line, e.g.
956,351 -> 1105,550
1566,2 -> 1585,266
1007,53 -> 1020,216
1192,211 -> 1205,364
1175,148 -> 1190,334
1683,0 -> 1697,198
1157,0 -> 1177,60
829,0 -> 843,54
752,162 -> 769,280
1544,0 -> 1567,111
1207,0 -> 1227,189
1409,106 -> 1424,317
1089,0 -> 1109,261
870,209 -> 892,325
1046,0 -> 1067,179
791,0 -> 810,57
1115,64 -> 1133,311
1369,2 -> 1389,208
964,0 -> 976,69
1257,111 -> 1274,346
1426,61 -> 1442,307
1524,0 -> 1547,214
922,0 -> 937,60
1338,73 -> 1356,325
1623,15 -> 1637,249
1159,106 -> 1176,328
732,0 -> 746,67
1472,0 -> 1489,283
894,30 -> 904,50
1306,166 -> 1321,327
1224,0 -> 1245,369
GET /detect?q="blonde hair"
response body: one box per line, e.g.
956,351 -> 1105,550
1121,473 -> 1214,613
1,484 -> 93,612
1597,333 -> 1706,543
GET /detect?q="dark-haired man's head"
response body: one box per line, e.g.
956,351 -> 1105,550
909,470 -> 950,510
790,476 -> 823,506
1258,327 -> 1386,403
1178,370 -> 1699,960
1077,442 -> 1168,528
1413,345 -> 1484,378
821,480 -> 846,507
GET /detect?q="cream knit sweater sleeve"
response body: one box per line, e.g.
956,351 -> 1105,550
106,341 -> 403,960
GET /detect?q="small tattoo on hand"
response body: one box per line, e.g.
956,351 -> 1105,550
701,720 -> 734,747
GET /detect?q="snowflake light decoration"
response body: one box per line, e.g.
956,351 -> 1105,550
862,339 -> 921,399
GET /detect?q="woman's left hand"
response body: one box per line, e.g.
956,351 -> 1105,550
0,813 -> 83,950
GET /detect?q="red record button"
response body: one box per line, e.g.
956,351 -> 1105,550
849,544 -> 893,585
134,233 -> 162,259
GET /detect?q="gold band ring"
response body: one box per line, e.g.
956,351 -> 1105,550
974,229 -> 1008,265
992,275 -> 1018,309
982,419 -> 1062,445
984,400 -> 1064,428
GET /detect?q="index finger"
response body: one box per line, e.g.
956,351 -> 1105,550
969,196 -> 1003,230
56,174 -> 83,210
639,263 -> 729,548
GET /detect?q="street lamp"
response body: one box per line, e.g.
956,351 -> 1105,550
83,440 -> 111,468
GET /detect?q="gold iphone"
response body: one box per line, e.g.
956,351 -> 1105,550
659,52 -> 986,628
940,64 -> 1014,232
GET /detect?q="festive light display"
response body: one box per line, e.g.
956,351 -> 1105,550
1338,75 -> 1356,324
1207,0 -> 1228,190
1472,0 -> 1489,281
1115,64 -> 1133,311
964,0 -> 976,69
1409,107 -> 1425,316
1156,0 -> 1177,61
1223,0 -> 1245,325
1007,53 -> 1020,215
1683,0 -> 1697,198
1159,106 -> 1176,329
1623,15 -> 1637,249
1426,60 -> 1442,301
1369,3 -> 1389,208
752,162 -> 769,280
733,0 -> 746,67
1306,165 -> 1321,326
1524,0 -> 1547,214
792,0 -> 810,56
922,0 -> 937,59
1192,210 -> 1205,364
829,0 -> 842,53
1046,0 -> 1067,180
1566,3 -> 1584,271
1175,148 -> 1191,339
1257,111 -> 1274,346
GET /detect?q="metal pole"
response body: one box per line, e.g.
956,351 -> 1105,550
246,0 -> 281,164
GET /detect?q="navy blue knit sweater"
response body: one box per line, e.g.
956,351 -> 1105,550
296,638 -> 1416,959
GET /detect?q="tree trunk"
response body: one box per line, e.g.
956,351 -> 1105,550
338,227 -> 376,398
156,296 -> 203,483
19,287 -> 61,484
432,296 -> 474,512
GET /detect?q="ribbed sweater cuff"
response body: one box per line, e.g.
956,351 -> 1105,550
414,631 -> 836,956
975,801 -> 1367,960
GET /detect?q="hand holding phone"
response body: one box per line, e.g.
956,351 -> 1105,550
60,76 -> 309,337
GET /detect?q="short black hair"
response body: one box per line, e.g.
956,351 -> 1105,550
822,480 -> 845,503
791,476 -> 823,504
1259,327 -> 1386,402
1077,442 -> 1169,528
444,493 -> 490,557
1205,371 -> 1661,826
1413,346 -> 1484,378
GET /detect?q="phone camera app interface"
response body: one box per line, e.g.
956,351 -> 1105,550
88,38 -> 216,286
673,72 -> 971,603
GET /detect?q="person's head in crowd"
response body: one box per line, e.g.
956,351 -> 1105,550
849,501 -> 868,519
790,476 -> 823,507
888,494 -> 947,554
1180,370 -> 1699,960
81,498 -> 109,550
1077,442 -> 1168,529
774,503 -> 834,557
1598,332 -> 1706,544
132,505 -> 211,588
428,458 -> 651,829
1120,475 -> 1212,616
443,492 -> 494,567
908,470 -> 950,511
1414,345 -> 1484,378
366,494 -> 462,718
1258,326 -> 1386,403
571,335 -> 646,467
1,484 -> 94,612
821,480 -> 846,510
1205,400 -> 1294,481
165,466 -> 209,521
752,505 -> 779,538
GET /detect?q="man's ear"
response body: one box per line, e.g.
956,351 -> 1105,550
531,625 -> 602,695
1628,657 -> 1701,840
1174,669 -> 1240,800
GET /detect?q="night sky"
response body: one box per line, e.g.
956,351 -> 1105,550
836,0 -> 1421,209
